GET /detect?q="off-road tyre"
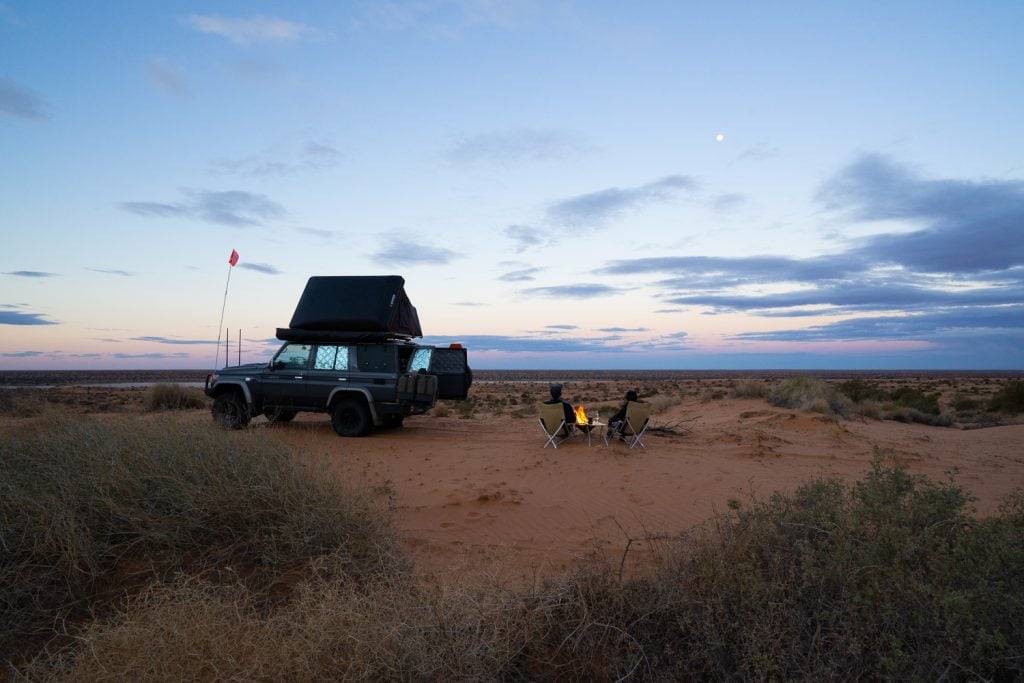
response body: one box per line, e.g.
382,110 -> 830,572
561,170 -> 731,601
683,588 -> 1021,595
212,392 -> 250,429
331,398 -> 372,437
264,408 -> 298,424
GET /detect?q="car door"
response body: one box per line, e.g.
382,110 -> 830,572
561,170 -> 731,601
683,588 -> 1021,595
430,346 -> 472,400
306,344 -> 352,408
262,342 -> 312,408
352,344 -> 399,403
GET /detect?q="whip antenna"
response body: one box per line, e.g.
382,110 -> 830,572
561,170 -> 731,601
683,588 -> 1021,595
214,249 -> 239,370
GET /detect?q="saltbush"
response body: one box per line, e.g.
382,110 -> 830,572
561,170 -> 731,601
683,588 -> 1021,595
989,380 -> 1024,414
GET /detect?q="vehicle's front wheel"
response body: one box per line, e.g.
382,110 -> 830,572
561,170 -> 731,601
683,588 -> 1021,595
212,393 -> 250,429
331,398 -> 372,437
264,408 -> 298,424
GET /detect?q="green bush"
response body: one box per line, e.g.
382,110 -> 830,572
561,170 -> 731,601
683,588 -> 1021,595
143,382 -> 208,411
989,380 -> 1024,414
836,378 -> 884,403
518,459 -> 1024,680
888,386 -> 941,415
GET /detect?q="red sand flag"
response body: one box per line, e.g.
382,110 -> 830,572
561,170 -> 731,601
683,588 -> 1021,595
229,249 -> 239,266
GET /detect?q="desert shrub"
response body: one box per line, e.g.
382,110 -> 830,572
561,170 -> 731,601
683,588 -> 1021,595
143,382 -> 207,411
1,415 -> 395,666
883,405 -> 954,427
888,387 -> 941,415
0,389 -> 47,417
731,379 -> 769,398
989,380 -> 1024,414
515,459 -> 1024,680
836,378 -> 884,403
951,393 -> 983,411
646,394 -> 682,413
768,377 -> 850,416
431,403 -> 451,417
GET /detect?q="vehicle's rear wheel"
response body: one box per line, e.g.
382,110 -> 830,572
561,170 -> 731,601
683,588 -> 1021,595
212,393 -> 250,429
264,408 -> 297,424
331,398 -> 372,437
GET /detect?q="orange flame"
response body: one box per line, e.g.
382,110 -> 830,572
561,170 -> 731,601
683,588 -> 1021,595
574,404 -> 588,425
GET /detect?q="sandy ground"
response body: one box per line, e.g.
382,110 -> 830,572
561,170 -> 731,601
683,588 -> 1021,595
271,396 -> 1024,584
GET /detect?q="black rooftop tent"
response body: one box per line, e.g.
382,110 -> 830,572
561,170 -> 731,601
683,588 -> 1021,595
276,275 -> 423,342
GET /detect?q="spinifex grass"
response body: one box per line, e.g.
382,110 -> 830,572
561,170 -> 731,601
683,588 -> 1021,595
1,414 -> 395,665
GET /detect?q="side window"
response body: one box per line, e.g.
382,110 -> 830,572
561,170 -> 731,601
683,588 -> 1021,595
409,348 -> 432,373
314,345 -> 351,371
275,343 -> 312,370
355,345 -> 396,373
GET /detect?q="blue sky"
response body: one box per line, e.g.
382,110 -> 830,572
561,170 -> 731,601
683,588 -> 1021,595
2,1 -> 1022,370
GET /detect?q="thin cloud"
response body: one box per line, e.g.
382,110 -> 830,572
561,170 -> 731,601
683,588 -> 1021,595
1,350 -> 47,358
145,58 -> 190,98
112,352 -> 190,359
210,140 -> 344,178
238,262 -> 282,275
504,225 -> 552,253
184,14 -> 311,44
445,128 -> 591,164
732,306 -> 1024,343
0,76 -> 50,120
131,336 -> 216,345
598,327 -> 649,333
709,192 -> 746,212
87,268 -> 135,277
499,266 -> 543,282
522,283 -> 622,299
5,270 -> 58,277
120,189 -> 286,227
547,175 -> 698,227
546,324 -> 578,330
372,240 -> 462,266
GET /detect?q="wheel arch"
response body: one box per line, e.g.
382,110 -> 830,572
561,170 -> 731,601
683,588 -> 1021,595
209,381 -> 254,409
326,387 -> 378,422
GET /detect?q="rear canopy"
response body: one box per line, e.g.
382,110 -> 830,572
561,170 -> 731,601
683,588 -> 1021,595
278,275 -> 423,340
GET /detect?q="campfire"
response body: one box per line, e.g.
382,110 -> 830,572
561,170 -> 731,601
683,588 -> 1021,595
574,404 -> 590,426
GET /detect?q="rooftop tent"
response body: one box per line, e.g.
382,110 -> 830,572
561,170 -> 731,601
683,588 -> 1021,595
278,275 -> 422,339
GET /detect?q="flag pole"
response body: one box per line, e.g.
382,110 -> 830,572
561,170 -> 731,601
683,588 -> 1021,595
214,250 -> 239,370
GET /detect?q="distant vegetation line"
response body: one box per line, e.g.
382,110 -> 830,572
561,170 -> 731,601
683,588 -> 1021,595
2,368 -> 1024,386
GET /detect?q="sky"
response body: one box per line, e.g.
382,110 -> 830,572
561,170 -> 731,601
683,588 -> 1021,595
2,1 -> 1022,371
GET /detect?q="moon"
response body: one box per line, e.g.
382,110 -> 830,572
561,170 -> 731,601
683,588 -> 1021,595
715,133 -> 725,142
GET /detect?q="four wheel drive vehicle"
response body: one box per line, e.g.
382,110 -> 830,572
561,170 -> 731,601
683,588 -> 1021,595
204,275 -> 472,436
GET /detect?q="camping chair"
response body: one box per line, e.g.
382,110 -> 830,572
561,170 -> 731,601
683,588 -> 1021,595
607,401 -> 652,450
539,402 -> 574,448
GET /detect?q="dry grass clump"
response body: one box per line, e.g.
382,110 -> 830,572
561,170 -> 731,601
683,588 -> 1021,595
143,382 -> 208,411
1,415 -> 395,668
731,379 -> 770,398
26,563 -> 536,681
768,377 -> 850,416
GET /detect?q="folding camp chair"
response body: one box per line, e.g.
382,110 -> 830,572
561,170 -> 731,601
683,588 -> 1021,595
606,401 -> 652,449
539,402 -> 574,448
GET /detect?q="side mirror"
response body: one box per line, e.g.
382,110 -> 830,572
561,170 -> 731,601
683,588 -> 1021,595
271,360 -> 284,370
